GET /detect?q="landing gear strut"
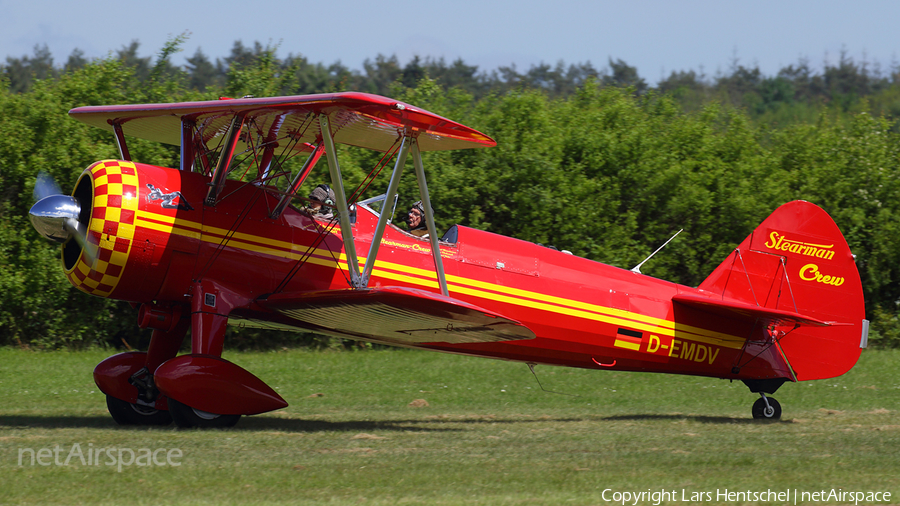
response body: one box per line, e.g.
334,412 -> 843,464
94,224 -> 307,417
751,393 -> 782,420
153,282 -> 285,428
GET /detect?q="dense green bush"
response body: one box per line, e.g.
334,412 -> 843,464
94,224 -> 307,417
2,49 -> 899,349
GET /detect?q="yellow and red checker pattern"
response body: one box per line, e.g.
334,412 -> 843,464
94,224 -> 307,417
65,160 -> 139,297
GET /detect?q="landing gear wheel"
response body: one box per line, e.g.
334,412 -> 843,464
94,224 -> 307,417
752,396 -> 782,420
106,395 -> 172,426
168,398 -> 241,428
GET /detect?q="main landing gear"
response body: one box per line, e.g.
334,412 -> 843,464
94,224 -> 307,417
167,398 -> 241,429
106,395 -> 173,426
94,287 -> 287,429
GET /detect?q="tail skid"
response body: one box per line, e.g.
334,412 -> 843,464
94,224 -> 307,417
695,201 -> 866,381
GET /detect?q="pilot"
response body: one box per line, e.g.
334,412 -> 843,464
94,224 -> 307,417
307,184 -> 336,220
406,200 -> 429,238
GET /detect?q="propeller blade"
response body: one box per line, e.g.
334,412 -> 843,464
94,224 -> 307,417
33,171 -> 62,202
65,217 -> 99,265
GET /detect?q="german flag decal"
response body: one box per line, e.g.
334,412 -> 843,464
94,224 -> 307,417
614,328 -> 642,351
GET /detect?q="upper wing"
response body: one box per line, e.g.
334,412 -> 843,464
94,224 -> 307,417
672,292 -> 832,327
257,286 -> 535,345
68,92 -> 495,154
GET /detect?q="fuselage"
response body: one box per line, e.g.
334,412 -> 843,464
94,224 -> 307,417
65,160 -> 787,383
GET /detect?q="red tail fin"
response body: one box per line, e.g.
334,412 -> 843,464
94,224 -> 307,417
698,201 -> 866,381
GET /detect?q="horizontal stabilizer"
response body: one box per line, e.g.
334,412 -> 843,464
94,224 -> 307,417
672,293 -> 832,327
259,286 -> 535,345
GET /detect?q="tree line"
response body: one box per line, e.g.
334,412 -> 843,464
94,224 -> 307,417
6,39 -> 900,128
1,39 -> 899,350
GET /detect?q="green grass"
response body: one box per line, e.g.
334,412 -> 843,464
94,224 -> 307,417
1,347 -> 899,505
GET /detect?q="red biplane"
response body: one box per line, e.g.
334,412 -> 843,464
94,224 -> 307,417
28,92 -> 868,427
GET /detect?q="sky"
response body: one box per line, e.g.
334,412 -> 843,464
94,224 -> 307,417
3,0 -> 899,85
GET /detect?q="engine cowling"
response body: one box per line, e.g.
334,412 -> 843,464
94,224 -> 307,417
62,160 -> 202,303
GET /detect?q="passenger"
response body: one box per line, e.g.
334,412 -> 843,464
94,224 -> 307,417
307,184 -> 336,220
406,200 -> 429,238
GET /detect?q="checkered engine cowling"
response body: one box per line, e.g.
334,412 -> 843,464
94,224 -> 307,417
64,160 -> 140,298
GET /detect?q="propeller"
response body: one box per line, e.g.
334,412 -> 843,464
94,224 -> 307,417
33,171 -> 62,202
29,171 -> 97,262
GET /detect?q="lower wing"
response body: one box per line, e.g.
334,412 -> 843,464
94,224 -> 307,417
256,286 -> 536,346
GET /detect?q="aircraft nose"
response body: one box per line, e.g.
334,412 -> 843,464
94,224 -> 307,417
29,194 -> 82,243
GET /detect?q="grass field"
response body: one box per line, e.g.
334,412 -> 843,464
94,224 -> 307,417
1,347 -> 899,505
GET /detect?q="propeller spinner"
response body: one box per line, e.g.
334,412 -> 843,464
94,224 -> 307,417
28,172 -> 95,262
29,194 -> 83,243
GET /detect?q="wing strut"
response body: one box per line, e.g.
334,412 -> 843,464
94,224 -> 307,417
206,113 -> 246,206
320,114 -> 362,287
113,123 -> 131,161
180,119 -> 194,171
270,142 -> 325,219
258,113 -> 286,180
360,136 -> 411,286
305,118 -> 448,296
411,138 -> 449,297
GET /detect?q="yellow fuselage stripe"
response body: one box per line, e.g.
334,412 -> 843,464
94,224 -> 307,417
135,210 -> 745,349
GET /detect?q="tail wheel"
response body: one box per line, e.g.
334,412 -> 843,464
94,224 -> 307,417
751,396 -> 782,420
168,398 -> 241,428
106,395 -> 172,426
